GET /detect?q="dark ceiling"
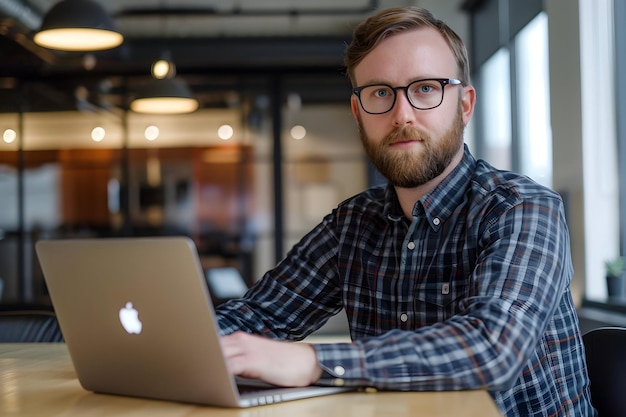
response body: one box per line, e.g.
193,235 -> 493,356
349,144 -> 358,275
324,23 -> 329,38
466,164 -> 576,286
0,1 -> 468,114
0,0 -> 392,113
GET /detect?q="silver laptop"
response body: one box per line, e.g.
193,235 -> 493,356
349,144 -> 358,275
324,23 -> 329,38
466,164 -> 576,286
35,236 -> 353,407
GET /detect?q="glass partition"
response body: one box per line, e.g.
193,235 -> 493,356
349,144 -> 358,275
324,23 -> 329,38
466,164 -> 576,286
0,70 -> 362,305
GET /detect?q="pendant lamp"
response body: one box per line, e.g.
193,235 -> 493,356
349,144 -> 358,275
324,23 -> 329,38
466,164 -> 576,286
130,77 -> 199,114
130,58 -> 199,114
33,0 -> 123,51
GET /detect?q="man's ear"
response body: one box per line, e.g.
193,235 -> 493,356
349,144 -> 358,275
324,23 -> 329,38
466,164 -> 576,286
461,85 -> 476,125
350,95 -> 361,122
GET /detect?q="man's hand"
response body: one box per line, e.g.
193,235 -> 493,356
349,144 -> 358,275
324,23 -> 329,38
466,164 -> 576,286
220,331 -> 323,387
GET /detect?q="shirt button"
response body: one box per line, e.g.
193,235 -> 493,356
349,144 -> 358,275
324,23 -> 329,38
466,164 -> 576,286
407,241 -> 415,250
433,217 -> 441,226
333,366 -> 346,376
400,313 -> 408,322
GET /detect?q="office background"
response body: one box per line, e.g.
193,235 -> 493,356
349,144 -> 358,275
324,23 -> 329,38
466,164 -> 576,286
0,0 -> 624,328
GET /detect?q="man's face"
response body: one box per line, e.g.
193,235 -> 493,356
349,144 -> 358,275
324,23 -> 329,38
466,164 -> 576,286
357,102 -> 465,188
351,27 -> 475,188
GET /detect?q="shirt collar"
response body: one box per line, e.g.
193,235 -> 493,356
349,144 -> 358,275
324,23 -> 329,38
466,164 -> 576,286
383,183 -> 405,223
419,144 -> 476,231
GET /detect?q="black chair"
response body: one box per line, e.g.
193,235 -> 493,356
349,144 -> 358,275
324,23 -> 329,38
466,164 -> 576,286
0,305 -> 64,343
582,326 -> 626,417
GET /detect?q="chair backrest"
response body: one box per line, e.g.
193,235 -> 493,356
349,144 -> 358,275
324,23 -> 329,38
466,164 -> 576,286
582,326 -> 626,417
0,306 -> 64,343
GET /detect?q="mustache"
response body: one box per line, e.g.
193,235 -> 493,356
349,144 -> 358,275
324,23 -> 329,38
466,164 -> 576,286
383,126 -> 430,146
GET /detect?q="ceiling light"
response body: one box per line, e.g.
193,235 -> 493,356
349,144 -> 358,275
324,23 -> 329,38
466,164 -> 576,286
3,129 -> 17,144
144,125 -> 160,141
218,125 -> 234,140
91,126 -> 105,142
130,78 -> 199,114
33,0 -> 124,51
290,125 -> 307,140
151,59 -> 176,80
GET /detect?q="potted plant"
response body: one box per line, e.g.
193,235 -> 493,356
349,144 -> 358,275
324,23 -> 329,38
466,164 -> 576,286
605,256 -> 626,301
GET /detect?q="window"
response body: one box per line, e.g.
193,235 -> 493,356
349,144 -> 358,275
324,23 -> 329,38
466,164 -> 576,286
473,11 -> 552,186
478,48 -> 512,170
515,12 -> 551,187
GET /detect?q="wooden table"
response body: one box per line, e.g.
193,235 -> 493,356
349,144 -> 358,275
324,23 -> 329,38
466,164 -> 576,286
0,343 -> 503,417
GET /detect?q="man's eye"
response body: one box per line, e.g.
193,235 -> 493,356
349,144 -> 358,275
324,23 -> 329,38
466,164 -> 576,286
419,85 -> 434,93
373,89 -> 391,98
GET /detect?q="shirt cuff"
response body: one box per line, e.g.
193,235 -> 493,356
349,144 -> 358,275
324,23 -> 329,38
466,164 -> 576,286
312,342 -> 365,387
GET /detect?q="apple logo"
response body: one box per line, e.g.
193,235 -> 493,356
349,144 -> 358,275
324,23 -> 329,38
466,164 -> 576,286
119,302 -> 143,334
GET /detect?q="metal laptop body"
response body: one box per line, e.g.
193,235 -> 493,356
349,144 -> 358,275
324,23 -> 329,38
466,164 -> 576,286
35,237 -> 352,408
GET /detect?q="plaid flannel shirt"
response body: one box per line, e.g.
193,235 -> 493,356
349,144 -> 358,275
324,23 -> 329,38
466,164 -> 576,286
216,145 -> 595,416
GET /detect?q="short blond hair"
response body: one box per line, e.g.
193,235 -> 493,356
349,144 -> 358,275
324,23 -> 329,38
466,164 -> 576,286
345,7 -> 470,86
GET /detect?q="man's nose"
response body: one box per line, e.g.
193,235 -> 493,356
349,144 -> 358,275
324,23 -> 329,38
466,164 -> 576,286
391,90 -> 416,126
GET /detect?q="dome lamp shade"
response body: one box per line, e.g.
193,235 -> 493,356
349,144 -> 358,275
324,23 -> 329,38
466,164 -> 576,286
33,0 -> 124,51
130,78 -> 199,114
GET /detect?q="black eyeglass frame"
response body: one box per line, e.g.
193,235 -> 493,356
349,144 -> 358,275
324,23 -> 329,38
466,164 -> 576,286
352,78 -> 463,114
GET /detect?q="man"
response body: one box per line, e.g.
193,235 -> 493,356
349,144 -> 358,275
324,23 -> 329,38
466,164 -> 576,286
217,6 -> 595,416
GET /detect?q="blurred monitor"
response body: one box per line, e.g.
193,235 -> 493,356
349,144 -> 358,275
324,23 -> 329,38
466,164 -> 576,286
205,267 -> 248,303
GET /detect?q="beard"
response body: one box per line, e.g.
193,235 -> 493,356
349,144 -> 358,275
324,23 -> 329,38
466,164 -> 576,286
358,103 -> 466,188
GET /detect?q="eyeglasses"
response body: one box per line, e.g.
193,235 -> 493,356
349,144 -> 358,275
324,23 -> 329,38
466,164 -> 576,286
352,78 -> 463,114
